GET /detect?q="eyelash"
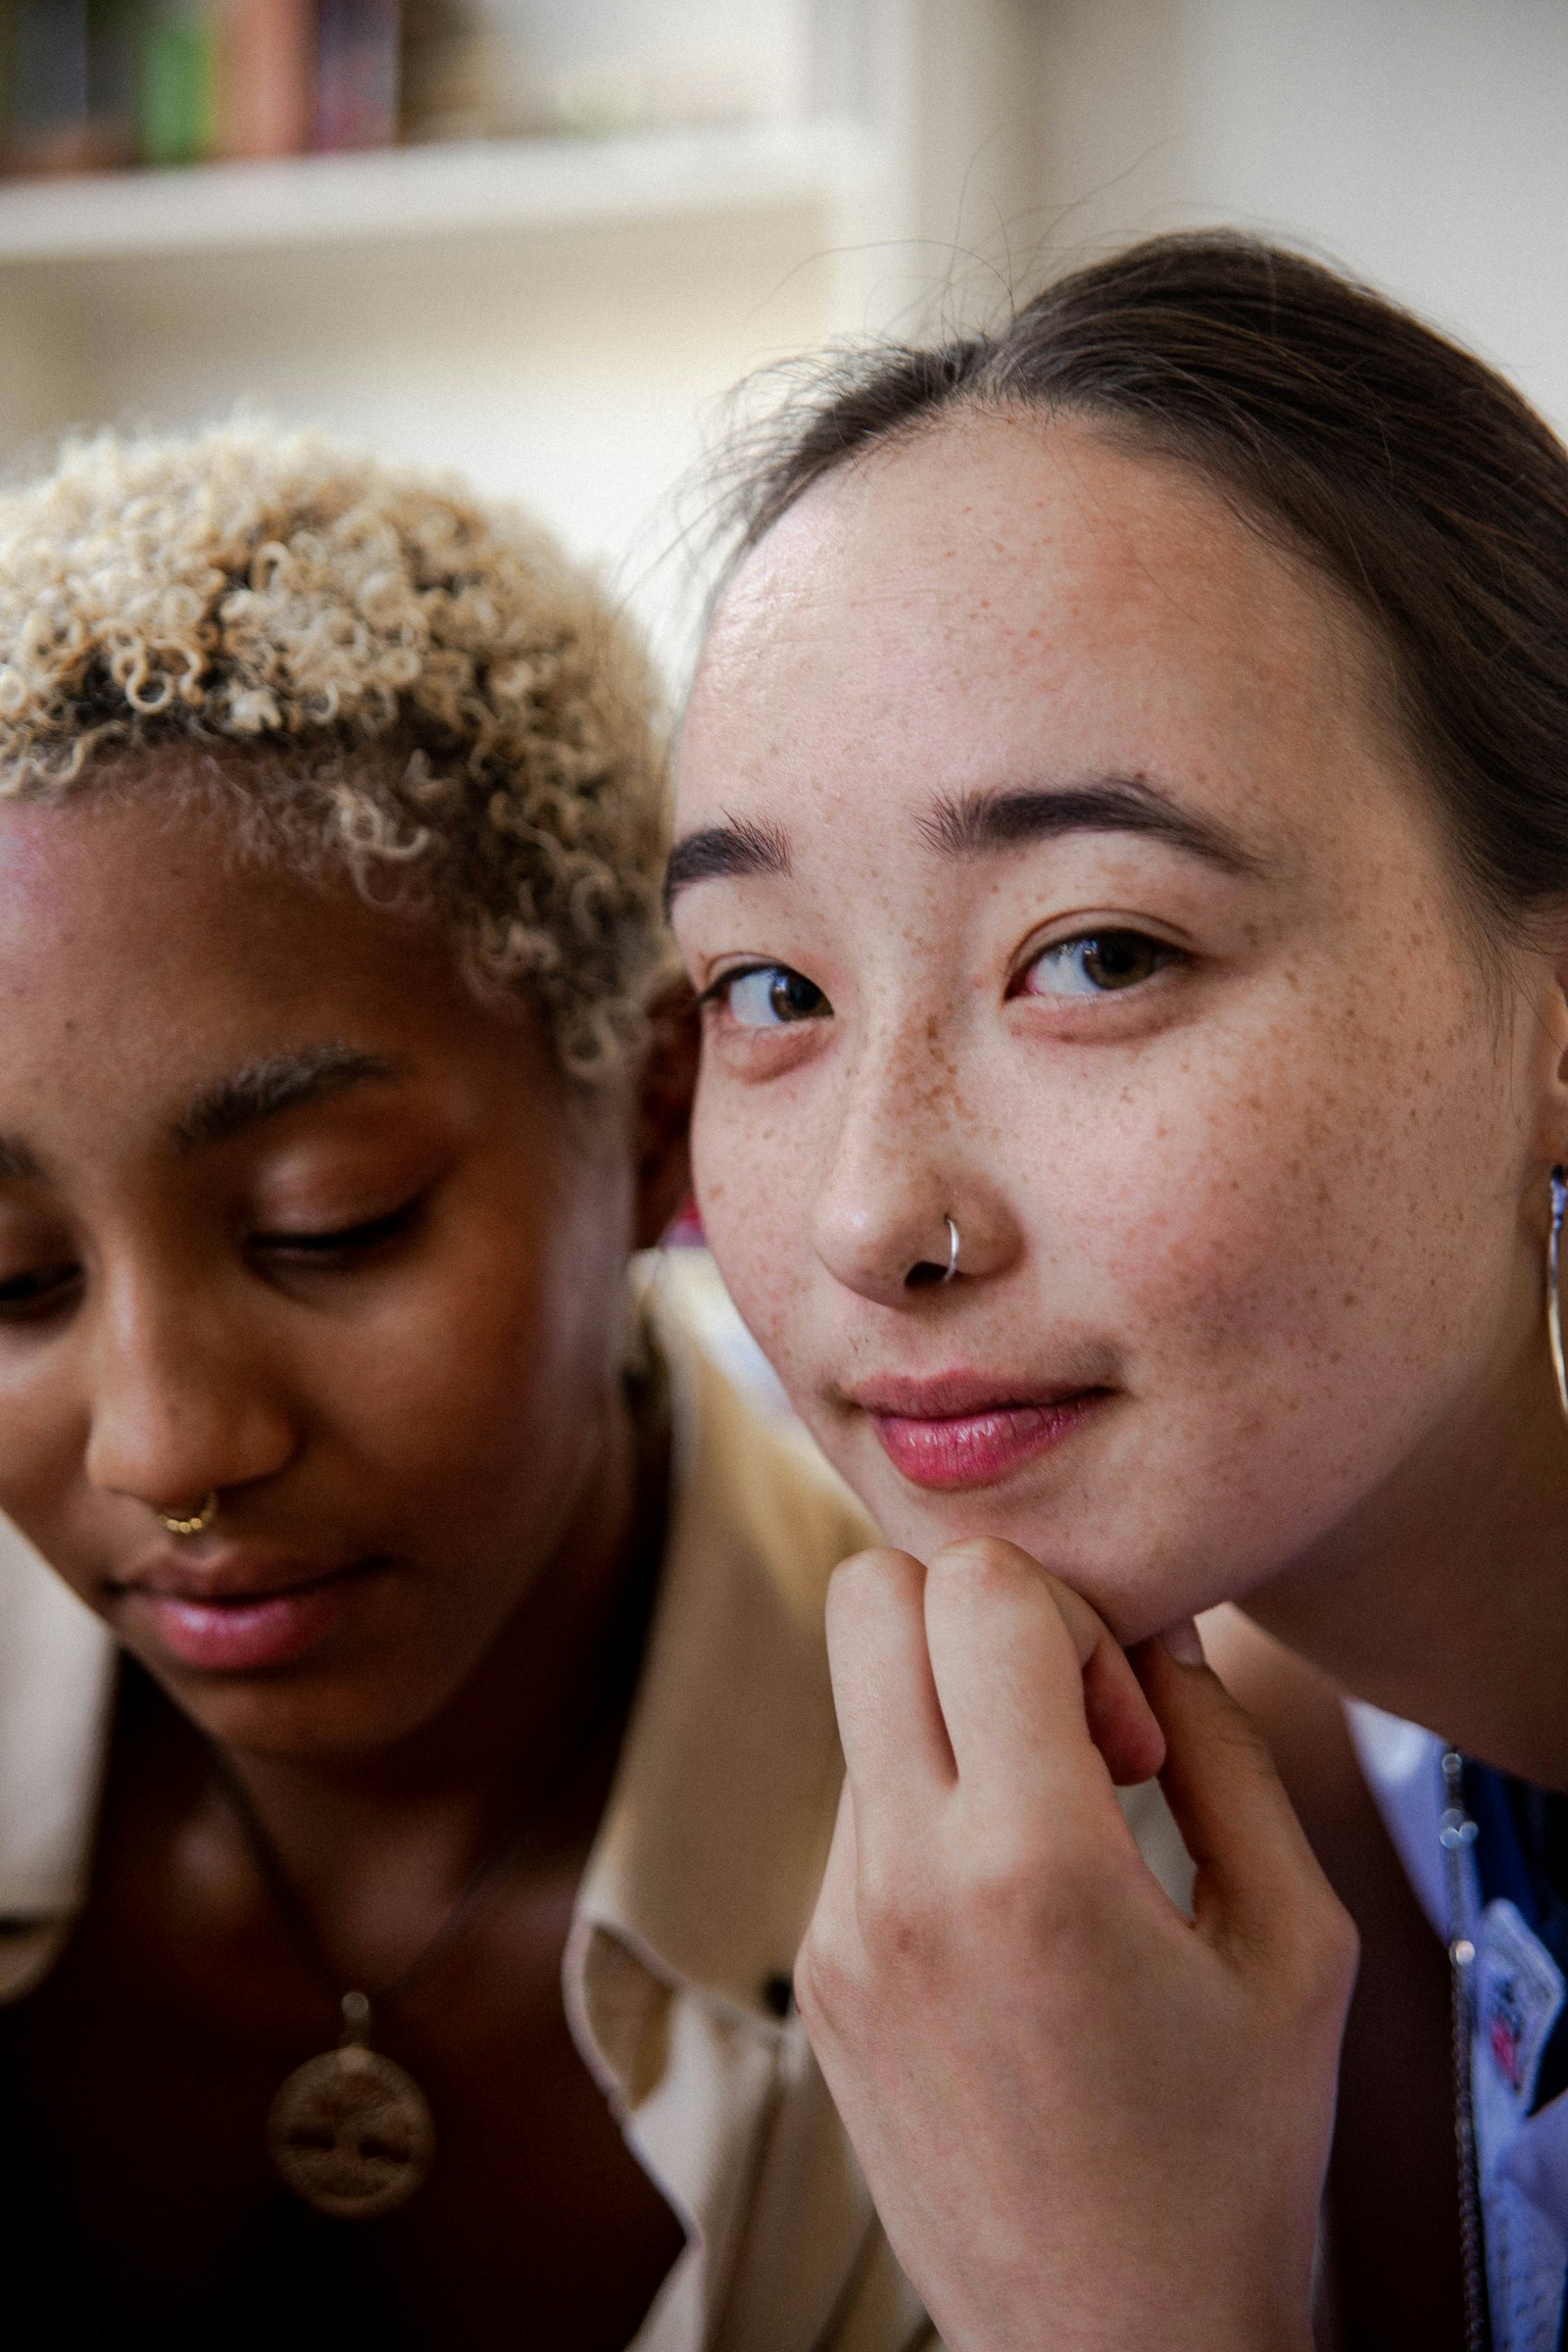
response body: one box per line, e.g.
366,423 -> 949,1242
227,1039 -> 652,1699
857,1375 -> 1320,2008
249,1195 -> 427,1263
0,1263 -> 80,1321
701,926 -> 1185,1033
0,1198 -> 427,1326
1013,926 -> 1189,1001
700,964 -> 833,1030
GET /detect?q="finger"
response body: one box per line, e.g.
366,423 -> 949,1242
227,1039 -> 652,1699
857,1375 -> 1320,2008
1137,1640 -> 1343,1957
1081,1624 -> 1168,1786
824,1548 -> 956,1828
922,1537 -> 1163,1800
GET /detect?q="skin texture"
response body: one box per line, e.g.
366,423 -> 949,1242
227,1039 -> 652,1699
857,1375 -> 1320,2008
670,412 -> 1568,2347
0,774 -> 693,2340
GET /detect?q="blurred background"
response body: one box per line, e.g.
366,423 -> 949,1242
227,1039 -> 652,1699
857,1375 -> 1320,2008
0,0 -> 1565,662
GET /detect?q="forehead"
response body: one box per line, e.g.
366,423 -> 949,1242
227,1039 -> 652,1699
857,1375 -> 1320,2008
0,784 -> 529,1152
684,412 -> 1403,845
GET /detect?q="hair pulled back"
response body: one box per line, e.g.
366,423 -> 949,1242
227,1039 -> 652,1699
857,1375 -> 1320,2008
723,232 -> 1568,927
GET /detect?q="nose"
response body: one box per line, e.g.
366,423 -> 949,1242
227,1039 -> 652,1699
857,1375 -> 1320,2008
809,1029 -> 1020,1307
82,1266 -> 297,1519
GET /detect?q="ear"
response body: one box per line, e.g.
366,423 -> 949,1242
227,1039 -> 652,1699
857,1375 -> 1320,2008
632,982 -> 699,1250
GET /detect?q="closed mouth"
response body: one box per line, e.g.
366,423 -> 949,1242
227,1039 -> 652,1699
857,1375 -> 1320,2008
111,1554 -> 392,1674
848,1380 -> 1111,1492
112,1551 -> 375,1606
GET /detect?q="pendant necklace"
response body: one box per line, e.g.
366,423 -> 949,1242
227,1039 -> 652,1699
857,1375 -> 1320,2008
208,1743 -> 534,2223
206,1350 -> 671,2225
1439,1746 -> 1492,2352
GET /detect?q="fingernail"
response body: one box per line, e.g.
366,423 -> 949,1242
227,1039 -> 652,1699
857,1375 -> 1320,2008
1161,1617 -> 1205,1666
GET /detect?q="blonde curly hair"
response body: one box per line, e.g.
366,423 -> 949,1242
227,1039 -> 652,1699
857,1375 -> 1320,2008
0,423 -> 674,1078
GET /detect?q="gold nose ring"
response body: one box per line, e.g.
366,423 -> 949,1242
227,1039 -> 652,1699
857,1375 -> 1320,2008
158,1492 -> 220,1538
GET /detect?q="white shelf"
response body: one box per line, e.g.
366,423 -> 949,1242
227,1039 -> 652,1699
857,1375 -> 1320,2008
0,119 -> 883,267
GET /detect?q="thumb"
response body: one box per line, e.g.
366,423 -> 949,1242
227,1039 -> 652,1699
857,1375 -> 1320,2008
1135,1636 -> 1343,1962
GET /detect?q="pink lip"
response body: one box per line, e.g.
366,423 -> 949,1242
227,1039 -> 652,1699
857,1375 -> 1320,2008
860,1385 -> 1107,1491
115,1555 -> 385,1672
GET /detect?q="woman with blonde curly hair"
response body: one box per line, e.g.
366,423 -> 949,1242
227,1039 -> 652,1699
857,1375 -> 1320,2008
0,425 -> 957,2348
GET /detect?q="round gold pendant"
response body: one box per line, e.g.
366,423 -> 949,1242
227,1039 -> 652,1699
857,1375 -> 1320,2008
267,2041 -> 435,2220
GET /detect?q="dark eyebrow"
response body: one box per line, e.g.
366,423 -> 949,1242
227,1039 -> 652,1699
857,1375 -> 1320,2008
664,815 -> 791,910
923,775 -> 1266,878
174,1045 -> 403,1155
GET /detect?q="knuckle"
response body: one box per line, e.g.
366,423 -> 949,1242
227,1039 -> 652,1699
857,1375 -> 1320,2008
827,1546 -> 919,1616
793,1920 -> 861,2039
929,1534 -> 1028,1598
951,1820 -> 1101,1943
791,1936 -> 831,2031
1210,1703 -> 1283,1783
1273,1888 -> 1360,2016
1311,1896 -> 1362,1998
856,1856 -> 947,1972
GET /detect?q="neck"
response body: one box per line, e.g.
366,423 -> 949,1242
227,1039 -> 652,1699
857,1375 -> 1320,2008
1243,1330 -> 1568,1788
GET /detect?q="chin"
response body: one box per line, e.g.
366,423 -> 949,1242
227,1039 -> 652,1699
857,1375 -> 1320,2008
155,1659 -> 452,1760
862,1480 -> 1211,1650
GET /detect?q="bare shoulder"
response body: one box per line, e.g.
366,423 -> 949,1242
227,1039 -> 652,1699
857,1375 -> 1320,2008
1200,1607 -> 1464,2352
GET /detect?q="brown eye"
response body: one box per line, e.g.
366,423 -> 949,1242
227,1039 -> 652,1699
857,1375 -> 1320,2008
1022,930 -> 1175,999
713,964 -> 831,1028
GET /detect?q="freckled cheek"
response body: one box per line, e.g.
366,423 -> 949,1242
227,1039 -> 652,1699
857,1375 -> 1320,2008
1020,1040 -> 1463,1387
691,1095 -> 809,1363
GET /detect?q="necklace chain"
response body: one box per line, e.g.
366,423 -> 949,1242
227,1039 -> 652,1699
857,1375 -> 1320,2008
206,1740 -> 537,2033
200,1347 -> 671,2218
1440,1746 -> 1492,2352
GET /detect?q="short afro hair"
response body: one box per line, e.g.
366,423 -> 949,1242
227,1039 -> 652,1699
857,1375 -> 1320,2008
0,423 -> 674,1078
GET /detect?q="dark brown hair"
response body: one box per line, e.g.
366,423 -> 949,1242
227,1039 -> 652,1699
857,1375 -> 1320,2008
720,231 -> 1568,926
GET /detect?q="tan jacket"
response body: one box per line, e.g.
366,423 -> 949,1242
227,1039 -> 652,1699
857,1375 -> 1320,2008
0,1277 -> 1191,2348
0,1288 -> 934,2348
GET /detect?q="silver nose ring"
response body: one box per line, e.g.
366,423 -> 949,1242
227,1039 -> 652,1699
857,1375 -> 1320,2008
939,1215 -> 960,1284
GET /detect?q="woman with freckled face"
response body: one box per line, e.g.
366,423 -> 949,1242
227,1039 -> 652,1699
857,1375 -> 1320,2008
670,235 -> 1568,2351
0,426 -> 974,2348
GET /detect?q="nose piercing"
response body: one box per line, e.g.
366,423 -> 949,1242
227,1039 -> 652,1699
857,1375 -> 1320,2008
158,1492 -> 219,1538
940,1215 -> 960,1284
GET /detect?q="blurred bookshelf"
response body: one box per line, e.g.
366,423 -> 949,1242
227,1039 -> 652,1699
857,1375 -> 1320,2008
0,1 -> 1035,663
0,118 -> 885,262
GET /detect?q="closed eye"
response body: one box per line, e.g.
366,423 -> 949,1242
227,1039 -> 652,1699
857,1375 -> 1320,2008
0,1262 -> 81,1322
251,1196 -> 426,1263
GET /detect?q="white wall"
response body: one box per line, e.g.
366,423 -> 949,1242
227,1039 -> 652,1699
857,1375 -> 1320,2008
6,2 -> 1566,662
1022,0 -> 1568,432
11,204 -> 843,662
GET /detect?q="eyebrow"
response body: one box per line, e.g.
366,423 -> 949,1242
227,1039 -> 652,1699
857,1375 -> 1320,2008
922,775 -> 1266,876
666,773 -> 1266,909
173,1045 -> 403,1154
664,815 -> 791,909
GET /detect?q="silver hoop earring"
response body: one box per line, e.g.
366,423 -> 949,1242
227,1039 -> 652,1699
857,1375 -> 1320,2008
1548,1167 -> 1568,1428
940,1214 -> 960,1285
